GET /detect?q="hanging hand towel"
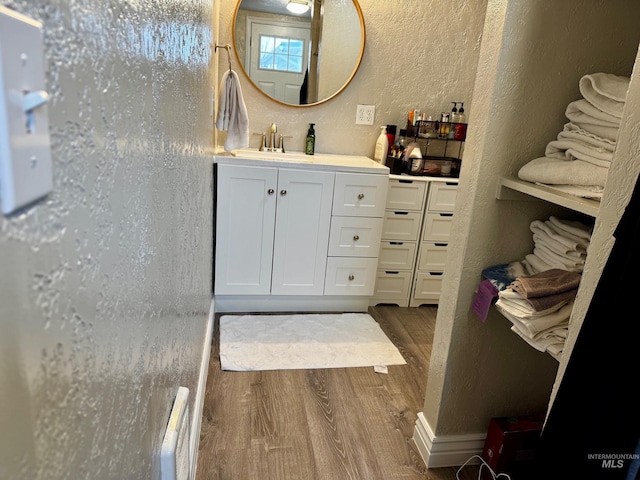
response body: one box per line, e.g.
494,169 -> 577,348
216,69 -> 249,152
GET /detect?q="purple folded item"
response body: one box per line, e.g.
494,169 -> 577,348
472,279 -> 499,322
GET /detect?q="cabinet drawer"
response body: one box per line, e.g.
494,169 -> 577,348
328,217 -> 383,257
324,257 -> 378,296
386,179 -> 427,211
373,270 -> 412,299
422,212 -> 453,242
417,242 -> 449,272
413,271 -> 444,300
332,172 -> 388,217
427,182 -> 458,212
377,241 -> 417,270
382,211 -> 422,241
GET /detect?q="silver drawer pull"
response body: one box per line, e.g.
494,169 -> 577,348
358,193 -> 364,199
348,274 -> 355,281
267,188 -> 274,195
280,189 -> 287,196
353,235 -> 360,241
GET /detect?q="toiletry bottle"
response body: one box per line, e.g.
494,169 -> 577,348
305,123 -> 315,155
450,102 -> 459,123
453,103 -> 467,140
374,126 -> 389,164
386,125 -> 397,156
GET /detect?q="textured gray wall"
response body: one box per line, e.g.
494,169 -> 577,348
0,1 -> 214,479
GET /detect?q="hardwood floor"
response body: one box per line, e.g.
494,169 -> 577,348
196,306 -> 481,480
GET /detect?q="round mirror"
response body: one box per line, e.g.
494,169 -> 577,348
232,0 -> 365,107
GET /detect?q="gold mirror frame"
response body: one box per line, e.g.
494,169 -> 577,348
231,0 -> 366,107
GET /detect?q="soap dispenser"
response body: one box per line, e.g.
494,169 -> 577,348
305,123 -> 315,155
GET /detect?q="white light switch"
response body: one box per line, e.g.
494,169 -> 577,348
0,6 -> 52,215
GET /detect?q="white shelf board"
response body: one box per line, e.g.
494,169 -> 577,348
496,176 -> 600,217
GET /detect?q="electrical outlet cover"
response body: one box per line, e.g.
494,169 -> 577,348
356,104 -> 375,125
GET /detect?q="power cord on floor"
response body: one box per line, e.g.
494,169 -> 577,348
456,454 -> 512,480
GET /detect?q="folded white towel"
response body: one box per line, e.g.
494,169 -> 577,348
565,99 -> 621,127
497,289 -> 571,319
524,253 -> 554,274
571,121 -> 619,142
530,220 -> 584,252
579,73 -> 630,118
548,216 -> 592,241
545,123 -> 615,168
216,69 -> 250,152
533,245 -> 584,272
496,299 -> 573,336
518,156 -> 609,187
532,233 -> 586,258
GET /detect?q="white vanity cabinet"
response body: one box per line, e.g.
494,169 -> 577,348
215,163 -> 334,296
213,153 -> 389,312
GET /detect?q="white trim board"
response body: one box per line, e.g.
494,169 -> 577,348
189,297 -> 215,480
413,412 -> 486,468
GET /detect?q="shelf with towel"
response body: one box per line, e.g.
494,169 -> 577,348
496,176 -> 600,217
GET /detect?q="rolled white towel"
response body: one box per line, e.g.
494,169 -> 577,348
579,72 -> 630,118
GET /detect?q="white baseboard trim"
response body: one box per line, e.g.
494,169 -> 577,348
189,298 -> 215,480
413,412 -> 486,469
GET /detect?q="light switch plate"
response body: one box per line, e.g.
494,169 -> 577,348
0,6 -> 52,215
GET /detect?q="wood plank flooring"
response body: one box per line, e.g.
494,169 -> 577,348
196,306 -> 481,480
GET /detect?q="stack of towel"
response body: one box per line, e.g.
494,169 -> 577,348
495,269 -> 582,361
522,216 -> 591,275
518,72 -> 630,200
477,216 -> 592,359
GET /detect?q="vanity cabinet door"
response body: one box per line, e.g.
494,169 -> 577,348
215,164 -> 277,295
271,168 -> 335,295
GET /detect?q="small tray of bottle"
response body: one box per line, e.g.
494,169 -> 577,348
415,120 -> 467,142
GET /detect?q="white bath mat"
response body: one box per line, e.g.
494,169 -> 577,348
219,313 -> 406,371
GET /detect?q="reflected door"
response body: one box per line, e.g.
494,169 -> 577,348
246,19 -> 310,104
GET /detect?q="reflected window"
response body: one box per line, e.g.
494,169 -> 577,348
258,35 -> 304,73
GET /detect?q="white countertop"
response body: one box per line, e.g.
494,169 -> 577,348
214,149 -> 390,175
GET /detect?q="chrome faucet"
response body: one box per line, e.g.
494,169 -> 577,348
268,123 -> 278,151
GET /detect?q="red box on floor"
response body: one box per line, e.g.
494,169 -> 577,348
481,414 -> 544,477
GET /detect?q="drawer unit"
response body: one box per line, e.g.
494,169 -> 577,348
386,179 -> 427,211
328,216 -> 384,257
377,241 -> 418,271
417,242 -> 449,272
427,181 -> 458,212
422,212 -> 454,242
381,211 -> 423,241
332,172 -> 388,217
324,257 -> 378,296
410,181 -> 459,307
410,271 -> 445,305
372,270 -> 413,300
327,173 -> 387,297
